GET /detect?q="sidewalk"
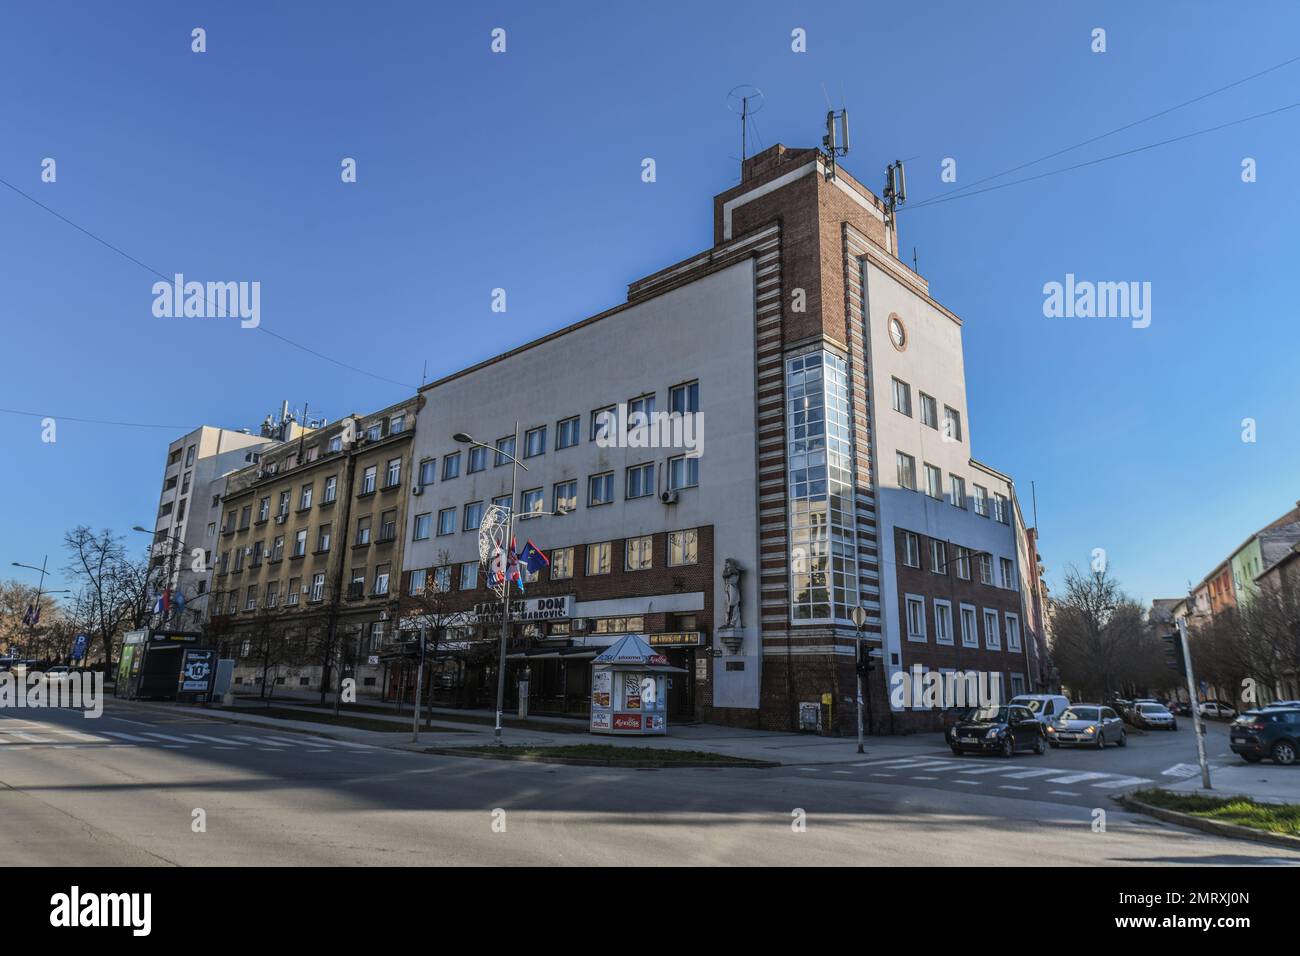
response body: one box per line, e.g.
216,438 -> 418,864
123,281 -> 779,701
1163,763 -> 1300,806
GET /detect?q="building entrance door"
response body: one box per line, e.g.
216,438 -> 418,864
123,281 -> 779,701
665,647 -> 696,721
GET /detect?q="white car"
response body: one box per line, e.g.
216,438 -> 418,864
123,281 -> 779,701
1008,694 -> 1071,726
1198,701 -> 1238,719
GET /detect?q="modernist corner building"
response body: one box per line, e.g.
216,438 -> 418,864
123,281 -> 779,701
402,143 -> 1052,733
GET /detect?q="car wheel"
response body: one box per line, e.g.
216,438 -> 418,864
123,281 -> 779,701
1171,720 -> 1177,731
1000,737 -> 1014,758
1094,731 -> 1105,750
1271,740 -> 1297,766
1034,735 -> 1046,755
1117,731 -> 1127,747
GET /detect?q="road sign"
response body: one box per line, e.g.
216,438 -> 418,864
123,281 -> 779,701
71,634 -> 88,661
851,606 -> 868,630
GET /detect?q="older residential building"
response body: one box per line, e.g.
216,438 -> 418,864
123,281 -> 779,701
397,142 -> 1037,733
209,396 -> 421,692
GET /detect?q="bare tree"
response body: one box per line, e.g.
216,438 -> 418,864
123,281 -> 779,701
404,555 -> 474,726
244,607 -> 292,703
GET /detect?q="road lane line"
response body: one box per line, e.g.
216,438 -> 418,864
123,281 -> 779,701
1046,772 -> 1110,785
142,733 -> 204,744
999,785 -> 1029,791
1049,790 -> 1080,796
1004,768 -> 1061,779
102,732 -> 151,742
1090,776 -> 1153,789
185,734 -> 247,745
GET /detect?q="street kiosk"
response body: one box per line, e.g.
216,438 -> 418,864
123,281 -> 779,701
116,628 -> 212,701
589,634 -> 687,736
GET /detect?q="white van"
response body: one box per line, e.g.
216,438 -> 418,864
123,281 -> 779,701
1009,694 -> 1071,725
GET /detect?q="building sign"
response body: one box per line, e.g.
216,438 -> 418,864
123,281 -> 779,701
647,631 -> 702,647
474,595 -> 574,623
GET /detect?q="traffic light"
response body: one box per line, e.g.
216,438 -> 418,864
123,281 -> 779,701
856,644 -> 875,677
1162,631 -> 1185,672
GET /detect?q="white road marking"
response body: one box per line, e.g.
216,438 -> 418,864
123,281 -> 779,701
186,734 -> 246,746
957,766 -> 1021,775
953,780 -> 981,786
1090,776 -> 1154,790
869,773 -> 896,777
234,736 -> 287,747
998,785 -> 1029,791
1049,790 -> 1080,796
1003,768 -> 1061,779
911,775 -> 938,781
102,732 -> 150,742
143,733 -> 202,744
832,770 -> 851,774
1045,771 -> 1111,785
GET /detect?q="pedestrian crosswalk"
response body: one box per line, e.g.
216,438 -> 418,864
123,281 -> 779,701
0,721 -> 377,755
810,754 -> 1154,797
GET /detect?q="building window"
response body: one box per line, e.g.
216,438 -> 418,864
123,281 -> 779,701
670,380 -> 699,414
463,501 -> 484,531
668,529 -> 698,566
441,453 -> 460,481
433,566 -> 451,593
520,488 -> 544,517
409,568 -> 427,596
930,539 -> 948,575
953,546 -> 971,581
978,553 -> 993,585
361,466 -> 377,495
355,516 -> 371,546
896,452 -> 917,491
287,578 -> 300,605
950,475 -> 966,509
208,522 -> 217,539
494,436 -> 516,467
1010,673 -> 1026,696
418,458 -> 436,487
973,484 -> 989,517
459,562 -> 478,590
556,416 -> 580,450
960,604 -> 978,647
467,446 -> 487,473
239,505 -> 251,529
367,422 -> 383,441
378,510 -> 397,542
349,568 -> 365,598
266,581 -> 279,608
943,406 -> 963,442
553,481 -> 577,515
317,524 -> 331,553
250,541 -> 263,567
373,564 -> 391,596
891,378 -> 912,417
924,463 -> 942,500
258,497 -> 270,522
591,406 -> 616,443
384,458 -> 401,488
185,444 -> 196,467
437,508 -> 456,536
492,494 -> 511,512
524,426 -> 547,458
920,392 -> 938,428
293,529 -> 308,557
905,595 -> 926,642
323,476 -> 337,503
310,573 -> 325,602
993,493 -> 1010,524
902,531 -> 920,568
983,608 -> 1001,649
328,435 -> 343,453
1006,613 -> 1022,652
389,414 -> 405,435
626,535 -> 653,571
413,512 -> 432,540
934,600 -> 954,646
551,547 -> 574,580
667,455 -> 698,491
626,463 -> 654,499
368,621 -> 385,650
245,585 -> 257,611
588,472 -> 614,506
587,542 -> 611,575
627,394 -> 655,432
1000,557 -> 1016,590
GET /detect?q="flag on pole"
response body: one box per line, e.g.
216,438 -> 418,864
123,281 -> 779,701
21,604 -> 39,627
490,539 -> 525,592
153,589 -> 173,615
518,540 -> 550,576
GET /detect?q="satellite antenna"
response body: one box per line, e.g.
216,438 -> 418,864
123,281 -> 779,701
822,109 -> 850,181
726,85 -> 765,181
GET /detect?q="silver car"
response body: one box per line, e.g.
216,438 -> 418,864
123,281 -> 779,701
1135,702 -> 1178,730
1047,705 -> 1127,748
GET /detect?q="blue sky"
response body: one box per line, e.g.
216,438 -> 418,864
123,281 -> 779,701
2,1 -> 1298,604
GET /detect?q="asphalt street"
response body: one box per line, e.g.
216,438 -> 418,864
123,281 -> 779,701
1,701 -> 1296,866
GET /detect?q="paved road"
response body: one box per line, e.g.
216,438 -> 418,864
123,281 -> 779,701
1,702 -> 1295,866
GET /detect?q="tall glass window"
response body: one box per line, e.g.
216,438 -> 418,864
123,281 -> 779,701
785,350 -> 858,622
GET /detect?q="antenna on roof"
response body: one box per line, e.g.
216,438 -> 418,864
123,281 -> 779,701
883,159 -> 908,255
822,109 -> 850,181
726,85 -> 765,182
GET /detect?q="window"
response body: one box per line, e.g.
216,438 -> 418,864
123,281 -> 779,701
373,564 -> 391,596
317,524 -> 331,553
385,458 -> 401,488
1006,613 -> 1022,652
670,380 -> 699,414
1000,557 -> 1016,590
433,566 -> 451,592
328,435 -> 343,453
556,416 -> 580,450
355,516 -> 371,546
924,463 -> 942,499
239,505 -> 251,529
167,448 -> 182,465
627,394 -> 656,431
492,494 -> 511,511
1010,674 -> 1026,697
310,573 -> 325,602
389,414 -> 405,435
459,562 -> 478,590
349,568 -> 365,597
626,535 -> 653,571
905,595 -> 926,642
960,605 -> 978,647
668,529 -> 698,566
258,497 -> 270,522
277,491 -> 291,517
524,426 -> 547,458
943,406 -> 963,442
587,542 -> 612,575
897,452 -> 917,491
185,445 -> 196,467
293,529 -> 308,557
266,581 -> 279,608
953,546 -> 971,581
978,553 -> 994,585
250,541 -> 264,567
667,455 -> 698,490
553,480 -> 577,515
517,488 -> 543,517
973,484 -> 989,516
361,466 -> 377,495
437,508 -> 456,536
245,585 -> 257,611
413,513 -> 432,540
591,406 -> 616,443
930,539 -> 948,575
494,436 -> 516,467
983,609 -> 1001,649
207,522 -> 216,539
902,531 -> 920,568
323,476 -> 337,503
993,493 -> 1010,524
379,510 -> 397,542
409,568 -> 427,596
891,378 -> 912,417
920,392 -> 938,428
368,621 -> 385,650
626,463 -> 654,499
588,472 -> 614,506
442,454 -> 460,481
950,475 -> 966,509
419,459 -> 436,486
551,547 -> 574,580
287,577 -> 300,605
366,422 -> 382,442
467,446 -> 487,473
305,445 -> 319,463
299,484 -> 313,510
934,600 -> 954,645
463,501 -> 484,531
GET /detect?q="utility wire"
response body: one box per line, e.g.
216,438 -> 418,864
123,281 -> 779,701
0,406 -> 195,430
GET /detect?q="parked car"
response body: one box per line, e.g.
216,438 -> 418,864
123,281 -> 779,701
1047,704 -> 1127,748
1199,701 -> 1238,720
949,704 -> 1047,757
1230,706 -> 1299,765
1008,694 -> 1071,726
44,665 -> 72,682
1133,702 -> 1177,730
1266,699 -> 1300,709
1170,701 -> 1192,716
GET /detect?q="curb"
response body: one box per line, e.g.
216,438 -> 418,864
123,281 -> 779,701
1115,793 -> 1300,851
422,747 -> 780,769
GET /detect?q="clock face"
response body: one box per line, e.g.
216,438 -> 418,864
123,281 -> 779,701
888,314 -> 907,351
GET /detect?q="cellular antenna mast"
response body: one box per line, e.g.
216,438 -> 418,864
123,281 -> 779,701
726,85 -> 766,181
883,158 -> 908,255
822,109 -> 850,181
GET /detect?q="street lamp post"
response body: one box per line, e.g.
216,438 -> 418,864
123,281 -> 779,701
11,557 -> 51,660
851,605 -> 869,753
132,525 -> 198,627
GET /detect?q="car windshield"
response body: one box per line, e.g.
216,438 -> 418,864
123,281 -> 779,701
1139,704 -> 1168,714
1011,698 -> 1042,713
1060,707 -> 1099,721
966,706 -> 1009,723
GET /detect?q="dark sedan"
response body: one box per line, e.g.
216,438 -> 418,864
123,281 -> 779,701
1230,707 -> 1299,765
948,704 -> 1047,758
